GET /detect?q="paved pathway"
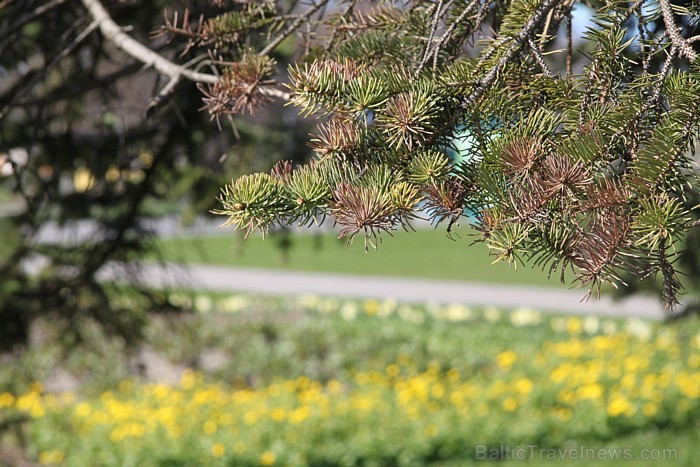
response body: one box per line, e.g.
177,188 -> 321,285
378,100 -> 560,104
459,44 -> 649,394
99,262 -> 669,320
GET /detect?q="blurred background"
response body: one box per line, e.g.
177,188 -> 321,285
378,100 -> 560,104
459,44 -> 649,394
1,1 -> 699,466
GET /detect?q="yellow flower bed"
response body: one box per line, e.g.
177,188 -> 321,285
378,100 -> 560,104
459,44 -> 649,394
4,320 -> 699,466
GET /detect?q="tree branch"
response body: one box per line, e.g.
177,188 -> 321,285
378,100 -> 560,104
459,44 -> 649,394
462,0 -> 562,108
416,0 -> 444,77
659,0 -> 698,61
81,0 -> 292,105
430,0 -> 482,69
259,0 -> 330,56
0,0 -> 68,43
80,0 -> 218,85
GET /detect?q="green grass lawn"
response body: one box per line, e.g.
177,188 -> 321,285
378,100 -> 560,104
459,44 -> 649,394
152,227 -> 570,288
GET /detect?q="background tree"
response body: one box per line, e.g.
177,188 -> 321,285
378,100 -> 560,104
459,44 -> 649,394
0,0 -> 313,349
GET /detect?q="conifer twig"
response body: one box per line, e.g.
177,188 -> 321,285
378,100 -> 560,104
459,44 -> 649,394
81,0 -> 218,84
430,0 -> 482,69
81,0 -> 290,103
416,0 -> 444,76
659,0 -> 698,61
528,38 -> 555,77
259,0 -> 329,56
462,0 -> 562,108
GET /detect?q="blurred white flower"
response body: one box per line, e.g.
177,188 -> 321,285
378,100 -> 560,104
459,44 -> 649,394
509,307 -> 541,327
445,304 -> 473,322
583,315 -> 600,335
398,305 -> 425,324
483,307 -> 501,322
378,298 -> 397,318
194,295 -> 213,313
550,317 -> 567,333
168,293 -> 193,309
602,319 -> 618,335
217,295 -> 248,314
425,301 -> 441,317
624,318 -> 653,341
318,298 -> 339,314
298,294 -> 320,310
340,302 -> 359,320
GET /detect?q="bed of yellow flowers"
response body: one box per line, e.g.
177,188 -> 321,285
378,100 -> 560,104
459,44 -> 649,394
2,295 -> 699,465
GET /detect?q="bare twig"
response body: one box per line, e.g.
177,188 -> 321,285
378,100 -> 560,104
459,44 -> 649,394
0,0 -> 67,42
82,0 -> 291,104
259,0 -> 329,56
81,0 -> 218,84
416,0 -> 444,77
324,0 -> 357,51
659,0 -> 698,61
528,38 -> 555,77
430,0 -> 482,69
566,9 -> 572,75
462,0 -> 562,109
538,8 -> 555,49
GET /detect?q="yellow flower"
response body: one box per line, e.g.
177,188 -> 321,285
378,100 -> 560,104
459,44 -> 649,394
261,451 -> 277,465
642,402 -> 658,417
386,364 -> 400,378
502,397 -> 518,412
204,420 -> 217,434
607,395 -> 634,417
211,443 -> 225,458
270,408 -> 286,422
290,406 -> 310,424
576,384 -> 603,401
363,299 -> 379,315
180,369 -> 196,390
496,351 -> 517,370
553,407 -> 573,421
514,378 -> 533,395
0,392 -> 15,409
38,450 -> 64,465
566,318 -> 583,335
327,379 -> 343,394
431,383 -> 445,399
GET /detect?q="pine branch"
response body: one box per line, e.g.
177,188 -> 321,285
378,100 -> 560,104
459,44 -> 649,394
528,38 -> 555,77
